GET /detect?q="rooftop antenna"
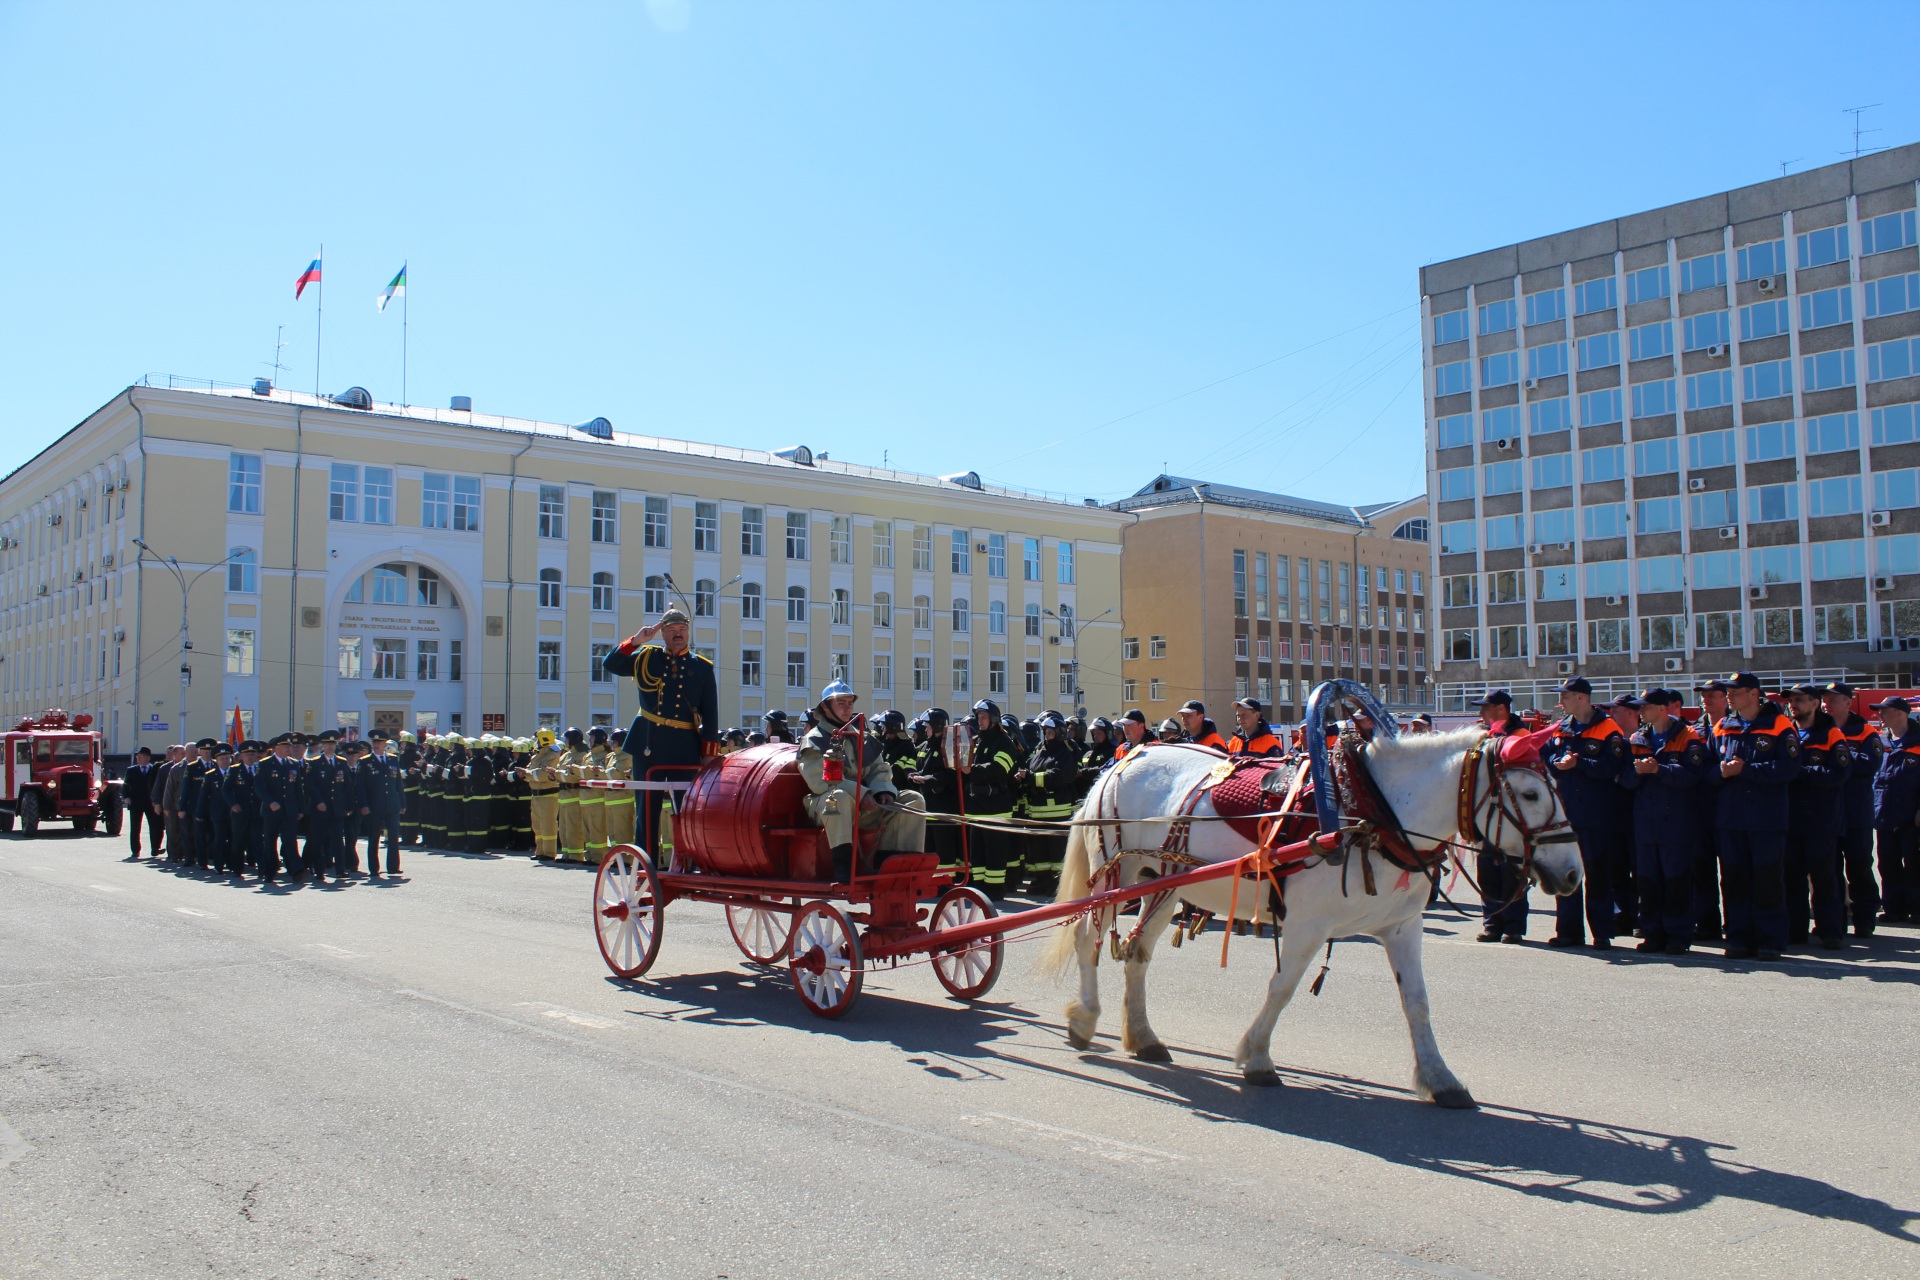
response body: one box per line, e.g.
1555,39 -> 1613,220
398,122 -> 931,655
262,325 -> 289,387
1842,104 -> 1884,158
1779,157 -> 1802,177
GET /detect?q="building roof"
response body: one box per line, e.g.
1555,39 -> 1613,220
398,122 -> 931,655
1108,474 -> 1423,530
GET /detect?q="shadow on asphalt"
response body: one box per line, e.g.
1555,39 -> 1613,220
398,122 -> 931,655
610,961 -> 1920,1246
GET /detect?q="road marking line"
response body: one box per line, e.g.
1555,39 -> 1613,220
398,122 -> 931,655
513,1001 -> 618,1030
0,1115 -> 30,1170
304,943 -> 362,958
965,1112 -> 1188,1163
174,907 -> 215,918
88,884 -> 125,893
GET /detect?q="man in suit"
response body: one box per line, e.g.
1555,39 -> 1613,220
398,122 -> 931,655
122,747 -> 161,859
361,730 -> 407,876
259,734 -> 307,882
222,741 -> 265,879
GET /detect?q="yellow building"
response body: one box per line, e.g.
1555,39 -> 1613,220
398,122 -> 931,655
0,380 -> 1125,751
1113,476 -> 1433,726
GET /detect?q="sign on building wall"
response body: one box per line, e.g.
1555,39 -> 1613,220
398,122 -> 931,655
482,713 -> 505,731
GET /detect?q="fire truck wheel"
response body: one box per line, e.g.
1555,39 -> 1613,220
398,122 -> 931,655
0,809 -> 12,833
103,800 -> 123,838
18,790 -> 41,837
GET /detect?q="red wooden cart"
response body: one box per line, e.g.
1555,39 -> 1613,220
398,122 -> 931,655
583,741 -> 1337,1019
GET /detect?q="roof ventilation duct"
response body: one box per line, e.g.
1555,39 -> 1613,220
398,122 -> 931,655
943,471 -> 982,490
773,445 -> 814,466
331,386 -> 373,410
450,395 -> 472,412
573,417 -> 613,440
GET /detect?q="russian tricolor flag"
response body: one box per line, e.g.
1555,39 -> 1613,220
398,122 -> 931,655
295,258 -> 322,299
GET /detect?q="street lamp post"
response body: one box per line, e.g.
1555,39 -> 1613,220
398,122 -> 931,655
1044,605 -> 1115,716
133,539 -> 243,745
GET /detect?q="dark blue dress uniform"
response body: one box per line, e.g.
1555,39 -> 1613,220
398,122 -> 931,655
602,634 -> 720,852
1785,709 -> 1851,947
1477,709 -> 1531,941
362,745 -> 408,874
1711,694 -> 1801,956
222,753 -> 265,877
1541,707 -> 1632,947
1618,713 -> 1712,950
1832,708 -> 1883,933
1872,714 -> 1920,923
259,746 -> 307,880
304,749 -> 349,881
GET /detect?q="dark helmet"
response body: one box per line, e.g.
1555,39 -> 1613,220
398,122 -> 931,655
748,731 -> 768,746
926,706 -> 950,725
971,699 -> 1000,718
881,709 -> 906,732
563,726 -> 585,746
1090,716 -> 1113,740
589,726 -> 608,744
763,709 -> 789,725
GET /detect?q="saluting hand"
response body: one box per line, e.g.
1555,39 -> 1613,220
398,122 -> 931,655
631,623 -> 662,647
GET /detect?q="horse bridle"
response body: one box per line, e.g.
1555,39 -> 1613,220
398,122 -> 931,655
1454,737 -> 1575,884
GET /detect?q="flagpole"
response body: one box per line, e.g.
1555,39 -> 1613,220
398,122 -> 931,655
402,261 -> 408,406
315,242 -> 324,398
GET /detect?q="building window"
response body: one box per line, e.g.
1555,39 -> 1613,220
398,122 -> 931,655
1484,460 -> 1521,495
590,642 -> 613,683
372,637 -> 407,680
1024,603 -> 1042,637
951,597 -> 970,632
832,588 -> 851,626
1574,276 -> 1617,316
1626,264 -> 1669,305
1059,663 -> 1076,698
1022,537 -> 1041,581
1442,628 -> 1479,662
741,582 -> 763,620
1478,298 -> 1516,334
1680,252 -> 1726,294
422,473 -> 451,529
1578,331 -> 1620,371
1743,359 -> 1793,403
741,648 -> 763,688
1796,224 -> 1849,270
1640,615 -> 1685,653
787,585 -> 808,623
913,656 -> 933,692
1528,342 -> 1568,380
369,563 -> 407,605
1148,678 -> 1165,701
1434,362 -> 1470,397
1148,635 -> 1166,659
227,547 -> 257,593
1737,239 -> 1786,282
1057,603 -> 1074,637
1816,603 -> 1868,644
1253,551 -> 1268,618
872,520 -> 893,567
329,463 -> 360,522
1480,351 -> 1519,388
640,494 -> 672,547
337,636 -> 362,679
741,506 -> 765,557
538,485 -> 565,539
1695,612 -> 1743,650
1804,349 -> 1858,392
829,516 -> 851,564
1629,321 -> 1673,363
785,512 -> 809,560
988,600 -> 1006,635
787,650 -> 808,689
1863,210 -> 1919,257
873,653 -> 892,690
225,628 -> 256,676
415,639 -> 440,681
1233,549 -> 1248,615
1750,544 -> 1802,585
988,657 -> 1007,695
873,591 -> 892,628
1870,337 -> 1920,383
1636,496 -> 1683,535
1275,555 -> 1292,618
1747,484 -> 1798,525
1525,288 -> 1565,326
984,532 -> 1006,578
228,453 -> 262,514
1803,284 -> 1856,330
1122,636 -> 1139,660
913,595 -> 932,631
831,650 -> 850,684
537,640 -> 561,682
1811,539 -> 1865,580
951,657 -> 971,694
695,578 -> 716,617
1317,561 -> 1332,623
1683,310 -> 1731,351
644,575 -> 668,614
590,491 -> 619,544
592,571 -> 615,612
416,566 -> 447,607
694,500 -> 718,552
912,525 -> 933,571
1122,677 -> 1138,702
1235,633 -> 1249,659
951,529 -> 971,574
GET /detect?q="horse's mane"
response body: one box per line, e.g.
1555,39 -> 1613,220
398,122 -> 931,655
1364,724 -> 1481,768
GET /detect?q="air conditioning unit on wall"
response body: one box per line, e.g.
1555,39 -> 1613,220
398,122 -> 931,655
1664,658 -> 1684,672
1557,660 -> 1575,675
1757,276 -> 1778,293
1875,576 -> 1897,591
1707,344 -> 1729,359
1749,585 -> 1768,600
1688,477 -> 1706,491
1872,510 -> 1892,527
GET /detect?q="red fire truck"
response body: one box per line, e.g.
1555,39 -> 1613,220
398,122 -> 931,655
1,710 -> 121,838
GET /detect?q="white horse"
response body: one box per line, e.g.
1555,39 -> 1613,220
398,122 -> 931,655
1039,727 -> 1582,1108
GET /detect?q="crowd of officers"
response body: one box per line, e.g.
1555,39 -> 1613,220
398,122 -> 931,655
1473,674 -> 1920,961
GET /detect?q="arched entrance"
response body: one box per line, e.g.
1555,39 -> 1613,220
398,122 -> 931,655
330,558 -> 471,737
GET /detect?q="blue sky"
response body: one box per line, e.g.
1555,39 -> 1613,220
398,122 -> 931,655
2,1 -> 1915,505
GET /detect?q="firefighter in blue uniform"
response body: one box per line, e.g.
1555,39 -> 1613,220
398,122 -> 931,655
1473,690 -> 1530,944
1618,689 -> 1713,954
1871,695 -> 1920,924
1711,673 -> 1802,960
1691,679 -> 1732,942
1540,677 -> 1631,949
1821,682 -> 1882,937
1784,683 -> 1851,950
601,607 -> 721,857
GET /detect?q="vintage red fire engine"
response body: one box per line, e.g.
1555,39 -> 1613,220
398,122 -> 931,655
1,709 -> 121,838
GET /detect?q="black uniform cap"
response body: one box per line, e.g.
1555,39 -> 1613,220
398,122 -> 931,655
1822,681 -> 1856,697
1607,694 -> 1645,710
368,729 -> 391,741
1476,689 -> 1513,707
1786,682 -> 1824,698
1727,672 -> 1764,691
317,730 -> 340,742
1556,677 -> 1592,695
1178,700 -> 1206,715
1120,708 -> 1148,726
1232,697 -> 1262,714
195,737 -> 219,750
1694,679 -> 1730,693
1871,696 -> 1912,712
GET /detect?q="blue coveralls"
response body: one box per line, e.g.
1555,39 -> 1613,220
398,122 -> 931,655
1834,713 -> 1882,931
1618,717 -> 1712,948
1542,711 -> 1631,945
1693,713 -> 1725,941
1785,713 -> 1850,945
1711,702 -> 1802,952
1872,723 -> 1920,922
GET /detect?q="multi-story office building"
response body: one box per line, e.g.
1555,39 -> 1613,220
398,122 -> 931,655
1423,143 -> 1920,711
1111,475 -> 1432,726
0,380 -> 1125,751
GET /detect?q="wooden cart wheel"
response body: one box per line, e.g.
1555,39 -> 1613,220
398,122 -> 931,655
727,900 -> 794,964
594,845 -> 663,979
789,901 -> 863,1019
930,885 -> 1004,1001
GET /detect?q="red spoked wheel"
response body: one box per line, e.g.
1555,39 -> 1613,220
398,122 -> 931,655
594,845 -> 664,979
930,885 -> 1004,1001
727,899 -> 794,964
788,901 -> 863,1018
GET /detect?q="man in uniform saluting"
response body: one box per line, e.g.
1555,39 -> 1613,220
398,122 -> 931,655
602,606 -> 720,859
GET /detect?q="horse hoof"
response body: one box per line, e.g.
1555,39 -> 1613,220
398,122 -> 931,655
1242,1068 -> 1282,1088
1431,1087 -> 1478,1110
1132,1043 -> 1172,1063
1066,1030 -> 1095,1051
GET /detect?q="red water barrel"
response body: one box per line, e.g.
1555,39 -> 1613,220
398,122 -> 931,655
673,745 -> 815,878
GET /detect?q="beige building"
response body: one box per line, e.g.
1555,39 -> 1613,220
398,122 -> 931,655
1112,476 -> 1432,727
0,380 -> 1126,752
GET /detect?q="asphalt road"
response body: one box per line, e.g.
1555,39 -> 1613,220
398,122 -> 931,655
2,831 -> 1917,1280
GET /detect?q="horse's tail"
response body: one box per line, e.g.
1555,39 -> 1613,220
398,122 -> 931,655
1038,805 -> 1094,978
